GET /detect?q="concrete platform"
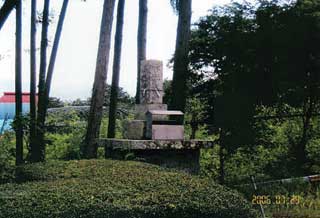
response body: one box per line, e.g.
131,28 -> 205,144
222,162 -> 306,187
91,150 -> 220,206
100,139 -> 215,150
99,139 -> 215,174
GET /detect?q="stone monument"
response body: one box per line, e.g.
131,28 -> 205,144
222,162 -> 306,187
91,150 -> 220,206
103,59 -> 214,174
140,60 -> 163,104
123,60 -> 168,139
135,60 -> 167,120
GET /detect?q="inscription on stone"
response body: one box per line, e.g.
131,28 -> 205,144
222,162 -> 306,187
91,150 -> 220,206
140,60 -> 163,104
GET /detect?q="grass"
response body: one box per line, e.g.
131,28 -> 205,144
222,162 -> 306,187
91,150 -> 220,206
0,159 -> 258,218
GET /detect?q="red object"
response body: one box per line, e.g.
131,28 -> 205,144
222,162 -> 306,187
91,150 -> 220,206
0,92 -> 38,103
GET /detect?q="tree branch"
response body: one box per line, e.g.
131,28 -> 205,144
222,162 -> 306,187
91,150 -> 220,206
0,0 -> 16,31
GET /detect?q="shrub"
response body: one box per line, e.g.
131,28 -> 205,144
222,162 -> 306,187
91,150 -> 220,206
0,160 -> 258,218
0,132 -> 15,183
44,110 -> 85,160
46,132 -> 83,160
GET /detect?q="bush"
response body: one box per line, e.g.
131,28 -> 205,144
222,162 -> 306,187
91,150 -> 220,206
0,160 -> 258,218
46,132 -> 83,160
0,132 -> 15,183
44,110 -> 85,160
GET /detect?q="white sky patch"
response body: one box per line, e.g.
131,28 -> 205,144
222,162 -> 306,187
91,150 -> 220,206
0,0 -> 234,100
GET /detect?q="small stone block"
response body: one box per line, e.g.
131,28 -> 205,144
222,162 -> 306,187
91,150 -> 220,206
147,125 -> 184,140
122,120 -> 146,140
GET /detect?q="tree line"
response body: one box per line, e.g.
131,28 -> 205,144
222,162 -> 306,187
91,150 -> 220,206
0,0 -> 192,163
187,0 -> 320,179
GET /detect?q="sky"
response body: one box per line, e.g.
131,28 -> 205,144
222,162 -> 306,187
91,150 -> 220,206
0,0 -> 233,100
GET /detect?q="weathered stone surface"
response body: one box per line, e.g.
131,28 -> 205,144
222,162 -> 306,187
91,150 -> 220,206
145,110 -> 184,140
140,60 -> 163,104
100,139 -> 215,150
134,103 -> 167,120
101,139 -> 215,174
146,125 -> 184,140
122,120 -> 146,140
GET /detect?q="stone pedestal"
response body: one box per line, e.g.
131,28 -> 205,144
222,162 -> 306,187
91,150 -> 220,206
101,139 -> 215,174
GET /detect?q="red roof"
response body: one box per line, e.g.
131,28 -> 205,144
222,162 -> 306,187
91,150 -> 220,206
0,92 -> 38,103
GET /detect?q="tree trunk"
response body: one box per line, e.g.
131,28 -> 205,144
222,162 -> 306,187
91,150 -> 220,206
295,96 -> 314,174
35,0 -> 50,162
0,0 -> 16,31
30,0 -> 69,162
169,0 -> 192,113
83,0 -> 116,158
190,122 -> 198,139
135,0 -> 147,104
43,0 -> 69,117
15,0 -> 23,165
219,129 -> 225,184
29,0 -> 37,162
107,0 -> 125,139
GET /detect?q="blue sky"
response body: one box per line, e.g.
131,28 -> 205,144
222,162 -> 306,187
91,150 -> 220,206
0,0 -> 233,100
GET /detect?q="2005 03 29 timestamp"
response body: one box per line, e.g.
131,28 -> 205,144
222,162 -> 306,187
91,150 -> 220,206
252,195 -> 302,205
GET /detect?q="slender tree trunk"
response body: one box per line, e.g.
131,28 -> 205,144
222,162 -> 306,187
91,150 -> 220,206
219,129 -> 225,184
107,0 -> 125,139
135,0 -> 147,104
30,0 -> 69,162
169,0 -> 192,113
43,0 -> 69,116
190,124 -> 198,139
0,0 -> 16,31
35,0 -> 50,162
29,0 -> 37,162
83,0 -> 116,158
295,96 -> 313,174
15,0 -> 23,165
190,112 -> 198,139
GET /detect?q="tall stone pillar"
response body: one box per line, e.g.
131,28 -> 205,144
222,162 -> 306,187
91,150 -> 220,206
140,60 -> 163,104
135,60 -> 167,120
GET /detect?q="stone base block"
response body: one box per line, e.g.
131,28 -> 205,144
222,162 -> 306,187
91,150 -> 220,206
122,120 -> 146,140
135,104 -> 167,120
101,139 -> 215,174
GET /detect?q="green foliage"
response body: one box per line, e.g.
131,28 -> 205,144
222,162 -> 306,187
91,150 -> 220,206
99,116 -> 109,138
45,110 -> 85,160
46,132 -> 83,160
46,109 -> 85,132
100,116 -> 124,139
163,79 -> 172,105
101,84 -> 135,108
0,132 -> 15,183
69,98 -> 90,106
223,107 -> 320,184
0,160 -> 258,218
184,97 -> 208,139
306,138 -> 320,172
44,107 -> 128,161
200,145 -> 220,180
48,97 -> 65,108
197,103 -> 320,186
188,0 -> 320,179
